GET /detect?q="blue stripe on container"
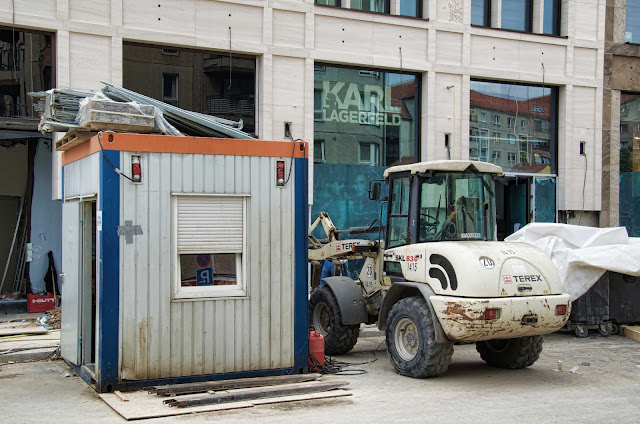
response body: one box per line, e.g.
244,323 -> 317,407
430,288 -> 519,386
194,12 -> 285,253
97,150 -> 120,392
293,157 -> 309,372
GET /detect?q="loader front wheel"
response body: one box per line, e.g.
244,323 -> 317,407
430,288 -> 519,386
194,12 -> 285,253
476,336 -> 544,369
386,296 -> 453,378
309,285 -> 360,355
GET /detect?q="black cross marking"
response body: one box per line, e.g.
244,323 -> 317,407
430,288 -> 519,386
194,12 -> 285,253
117,220 -> 143,244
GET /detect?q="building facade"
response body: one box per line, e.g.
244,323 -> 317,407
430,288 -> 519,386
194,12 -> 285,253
602,0 -> 640,235
0,0 -> 605,264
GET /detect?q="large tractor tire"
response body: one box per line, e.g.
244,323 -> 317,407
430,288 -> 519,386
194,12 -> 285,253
309,285 -> 360,355
476,336 -> 544,369
385,296 -> 453,378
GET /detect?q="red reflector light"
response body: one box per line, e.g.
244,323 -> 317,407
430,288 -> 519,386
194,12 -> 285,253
556,304 -> 567,316
131,155 -> 142,183
276,161 -> 285,186
484,308 -> 501,320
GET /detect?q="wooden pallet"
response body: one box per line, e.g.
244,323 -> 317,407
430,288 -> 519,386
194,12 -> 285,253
55,128 -> 97,151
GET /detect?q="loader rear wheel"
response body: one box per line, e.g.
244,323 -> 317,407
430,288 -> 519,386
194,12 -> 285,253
309,285 -> 360,355
385,296 -> 453,378
476,336 -> 544,369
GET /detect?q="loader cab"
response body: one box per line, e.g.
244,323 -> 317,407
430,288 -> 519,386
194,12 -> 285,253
381,160 -> 503,248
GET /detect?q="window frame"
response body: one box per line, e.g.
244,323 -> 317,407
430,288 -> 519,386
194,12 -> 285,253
172,193 -> 249,300
162,73 -> 179,107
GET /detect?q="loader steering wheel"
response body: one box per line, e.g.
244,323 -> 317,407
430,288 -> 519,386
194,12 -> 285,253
420,213 -> 439,228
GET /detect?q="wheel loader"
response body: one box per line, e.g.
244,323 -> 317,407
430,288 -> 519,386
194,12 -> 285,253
308,160 -> 571,378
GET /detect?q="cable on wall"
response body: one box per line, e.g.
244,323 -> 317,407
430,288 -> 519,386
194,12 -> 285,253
228,27 -> 233,90
97,131 -> 134,182
580,150 -> 587,225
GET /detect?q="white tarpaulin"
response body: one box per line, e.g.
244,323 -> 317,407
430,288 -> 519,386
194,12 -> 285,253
505,223 -> 640,301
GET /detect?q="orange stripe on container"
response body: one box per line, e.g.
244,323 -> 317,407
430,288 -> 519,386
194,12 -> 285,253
61,133 -> 307,166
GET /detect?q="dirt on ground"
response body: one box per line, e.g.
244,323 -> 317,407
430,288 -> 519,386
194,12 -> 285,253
46,307 -> 61,330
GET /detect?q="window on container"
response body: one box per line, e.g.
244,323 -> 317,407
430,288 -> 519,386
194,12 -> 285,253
316,0 -> 340,5
470,80 -> 557,174
350,0 -> 390,13
501,0 -> 532,32
627,0 -> 640,43
399,0 -> 421,18
174,195 -> 247,299
542,0 -> 560,35
471,0 -> 491,26
162,74 -> 179,106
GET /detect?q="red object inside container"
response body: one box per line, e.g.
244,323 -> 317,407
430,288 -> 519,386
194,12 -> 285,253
27,293 -> 56,313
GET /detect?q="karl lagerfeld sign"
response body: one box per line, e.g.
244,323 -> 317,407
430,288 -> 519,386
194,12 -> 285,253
321,81 -> 403,126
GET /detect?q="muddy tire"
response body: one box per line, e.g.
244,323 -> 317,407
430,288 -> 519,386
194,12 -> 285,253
476,336 -> 544,369
385,296 -> 453,378
309,285 -> 359,355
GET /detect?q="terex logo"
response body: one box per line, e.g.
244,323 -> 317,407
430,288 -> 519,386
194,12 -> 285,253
336,242 -> 360,252
513,275 -> 542,282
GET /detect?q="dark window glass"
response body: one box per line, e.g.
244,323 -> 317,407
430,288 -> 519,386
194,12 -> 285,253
501,0 -> 532,32
350,0 -> 389,13
627,0 -> 640,43
399,0 -> 420,17
388,177 -> 411,247
123,43 -> 256,134
470,80 -> 557,174
471,0 -> 491,26
0,31 -> 53,118
542,0 -> 560,35
312,64 -> 419,250
619,94 -> 640,235
316,0 -> 340,5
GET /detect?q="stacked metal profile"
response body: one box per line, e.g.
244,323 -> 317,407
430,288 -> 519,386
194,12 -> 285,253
29,89 -> 92,132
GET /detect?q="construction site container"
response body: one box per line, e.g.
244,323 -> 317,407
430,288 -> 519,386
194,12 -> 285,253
59,133 -> 308,392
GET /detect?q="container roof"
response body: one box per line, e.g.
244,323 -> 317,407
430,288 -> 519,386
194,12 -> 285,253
384,160 -> 504,178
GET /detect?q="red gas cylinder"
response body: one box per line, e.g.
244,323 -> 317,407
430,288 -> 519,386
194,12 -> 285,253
308,330 -> 325,371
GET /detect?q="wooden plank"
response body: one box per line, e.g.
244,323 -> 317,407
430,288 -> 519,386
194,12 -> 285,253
622,326 -> 640,343
165,379 -> 349,408
151,374 -> 322,396
0,322 -> 48,337
100,388 -> 351,420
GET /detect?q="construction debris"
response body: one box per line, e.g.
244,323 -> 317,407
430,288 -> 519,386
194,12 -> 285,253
30,82 -> 255,140
100,375 -> 351,420
149,374 -> 322,397
100,82 -> 254,139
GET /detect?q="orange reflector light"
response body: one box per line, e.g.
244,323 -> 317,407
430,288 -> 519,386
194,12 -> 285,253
556,304 -> 567,316
484,308 -> 501,320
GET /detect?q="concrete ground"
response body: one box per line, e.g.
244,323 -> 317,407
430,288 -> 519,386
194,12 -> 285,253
0,332 -> 638,424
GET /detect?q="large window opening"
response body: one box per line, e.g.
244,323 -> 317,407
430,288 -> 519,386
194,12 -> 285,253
620,92 -> 640,236
470,80 -> 557,174
627,0 -> 640,43
123,43 -> 257,135
501,0 -> 532,32
313,65 -> 419,274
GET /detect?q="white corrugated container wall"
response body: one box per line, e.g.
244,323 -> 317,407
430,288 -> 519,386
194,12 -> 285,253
63,153 -> 99,198
118,151 -> 295,380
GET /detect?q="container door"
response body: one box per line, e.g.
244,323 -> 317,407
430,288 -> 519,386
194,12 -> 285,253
61,200 -> 81,364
